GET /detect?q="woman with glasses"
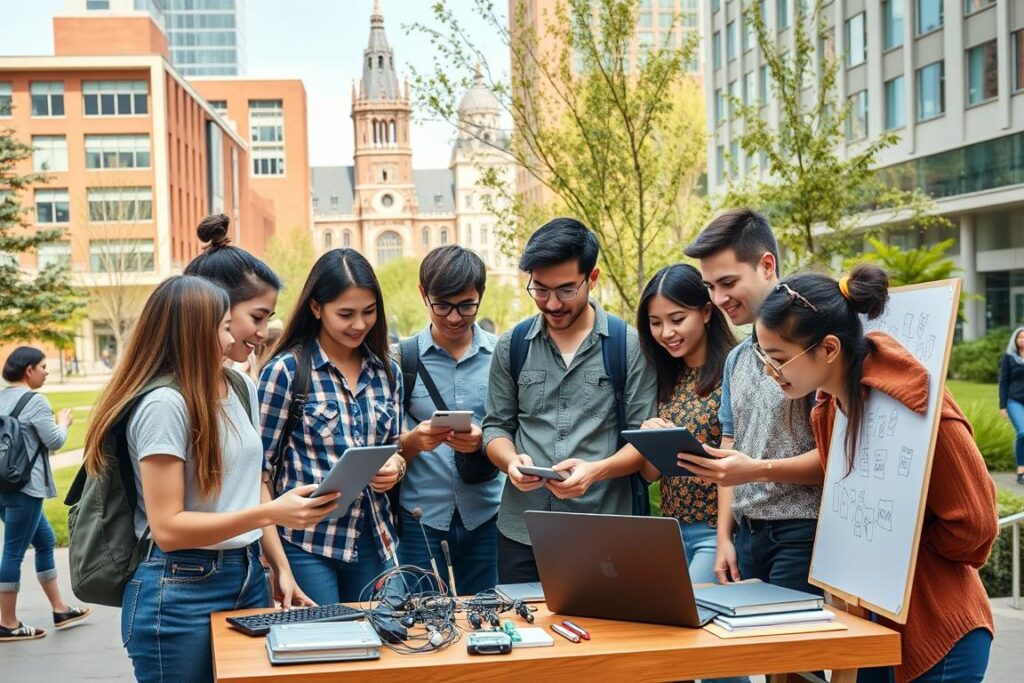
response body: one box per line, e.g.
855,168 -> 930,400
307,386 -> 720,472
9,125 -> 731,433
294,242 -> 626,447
752,264 -> 997,683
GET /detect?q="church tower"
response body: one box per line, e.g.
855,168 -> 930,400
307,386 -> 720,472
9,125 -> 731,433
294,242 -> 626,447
351,0 -> 415,218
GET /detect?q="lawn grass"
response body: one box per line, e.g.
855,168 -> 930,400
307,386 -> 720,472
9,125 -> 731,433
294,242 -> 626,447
43,465 -> 79,547
946,380 -> 998,412
38,389 -> 101,452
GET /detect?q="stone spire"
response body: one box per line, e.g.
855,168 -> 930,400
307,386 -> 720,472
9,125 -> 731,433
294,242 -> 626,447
360,0 -> 401,100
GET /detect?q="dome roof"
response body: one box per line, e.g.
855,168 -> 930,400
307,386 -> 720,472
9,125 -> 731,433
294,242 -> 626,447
458,68 -> 499,115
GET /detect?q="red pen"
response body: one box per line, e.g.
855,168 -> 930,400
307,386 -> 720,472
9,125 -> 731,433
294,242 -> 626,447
550,623 -> 581,643
562,619 -> 590,640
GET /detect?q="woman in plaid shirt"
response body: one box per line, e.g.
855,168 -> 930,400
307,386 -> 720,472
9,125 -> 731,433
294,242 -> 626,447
259,249 -> 406,604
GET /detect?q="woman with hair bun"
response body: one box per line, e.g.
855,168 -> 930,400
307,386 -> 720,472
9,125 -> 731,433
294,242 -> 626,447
753,264 -> 998,683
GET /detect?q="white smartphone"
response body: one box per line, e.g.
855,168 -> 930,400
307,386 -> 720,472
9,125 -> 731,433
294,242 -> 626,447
430,410 -> 474,432
517,465 -> 569,481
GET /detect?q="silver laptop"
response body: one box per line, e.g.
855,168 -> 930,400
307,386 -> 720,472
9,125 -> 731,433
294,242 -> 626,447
524,511 -> 718,627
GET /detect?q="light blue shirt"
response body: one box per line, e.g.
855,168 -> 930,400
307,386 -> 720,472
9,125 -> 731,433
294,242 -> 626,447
400,324 -> 503,532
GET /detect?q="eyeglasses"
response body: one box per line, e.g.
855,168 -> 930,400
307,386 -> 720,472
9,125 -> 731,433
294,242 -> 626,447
428,299 -> 480,318
776,282 -> 818,312
526,277 -> 588,303
753,341 -> 819,380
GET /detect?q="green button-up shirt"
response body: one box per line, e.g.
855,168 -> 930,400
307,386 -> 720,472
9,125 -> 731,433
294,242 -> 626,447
482,301 -> 657,545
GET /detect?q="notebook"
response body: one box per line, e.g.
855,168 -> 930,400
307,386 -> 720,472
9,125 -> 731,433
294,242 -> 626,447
693,580 -> 824,617
714,608 -> 835,631
265,621 -> 382,665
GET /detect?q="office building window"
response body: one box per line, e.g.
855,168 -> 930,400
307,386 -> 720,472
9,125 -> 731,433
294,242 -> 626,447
744,16 -> 755,52
35,189 -> 69,224
819,28 -> 835,64
85,134 -> 151,169
713,31 -> 721,70
0,82 -> 11,117
440,227 -> 449,245
729,140 -> 740,175
83,80 -> 148,116
729,80 -> 739,118
37,242 -> 71,271
253,147 -> 285,176
964,0 -> 995,14
715,89 -> 724,123
712,0 -> 720,12
727,21 -> 737,61
716,145 -> 726,183
32,136 -> 67,172
86,0 -> 110,8
30,82 -> 64,117
343,230 -> 351,247
87,187 -> 153,222
917,0 -> 943,35
883,1 -> 904,50
846,90 -> 868,141
376,231 -> 402,264
884,76 -> 905,130
323,231 -> 333,250
89,239 -> 155,273
966,41 -> 998,105
759,65 -> 769,105
846,13 -> 866,67
250,100 -> 285,176
917,61 -> 945,121
422,226 -> 430,246
743,71 -> 755,105
208,99 -> 228,115
778,0 -> 790,29
1015,31 -> 1024,92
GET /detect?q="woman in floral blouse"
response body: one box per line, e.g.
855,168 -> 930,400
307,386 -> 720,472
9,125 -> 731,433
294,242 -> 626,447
636,264 -> 738,584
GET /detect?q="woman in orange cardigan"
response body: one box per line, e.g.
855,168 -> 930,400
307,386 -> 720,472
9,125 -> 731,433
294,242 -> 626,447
751,264 -> 998,683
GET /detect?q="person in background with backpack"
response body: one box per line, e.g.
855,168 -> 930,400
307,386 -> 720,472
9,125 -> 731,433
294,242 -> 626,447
395,245 -> 501,595
259,249 -> 405,604
482,217 -> 657,583
0,347 -> 90,641
81,276 -> 339,683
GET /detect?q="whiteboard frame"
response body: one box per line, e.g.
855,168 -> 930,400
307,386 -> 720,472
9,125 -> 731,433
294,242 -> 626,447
808,278 -> 962,624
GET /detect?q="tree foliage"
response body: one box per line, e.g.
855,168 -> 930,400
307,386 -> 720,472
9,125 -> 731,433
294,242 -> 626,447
409,0 -> 707,314
845,237 -> 959,287
0,125 -> 83,346
722,0 -> 947,268
264,225 -> 317,324
376,257 -> 428,338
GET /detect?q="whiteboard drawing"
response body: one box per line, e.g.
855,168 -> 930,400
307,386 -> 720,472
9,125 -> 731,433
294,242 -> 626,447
902,313 -> 914,338
854,506 -> 864,537
878,500 -> 894,532
898,447 -> 913,477
873,450 -> 888,479
833,483 -> 841,512
916,313 -> 929,339
859,452 -> 870,477
887,410 -> 898,436
840,488 -> 849,519
864,508 -> 875,542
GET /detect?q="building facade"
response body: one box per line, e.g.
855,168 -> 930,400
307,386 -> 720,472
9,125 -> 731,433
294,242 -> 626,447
705,0 -> 1024,339
311,2 -> 517,279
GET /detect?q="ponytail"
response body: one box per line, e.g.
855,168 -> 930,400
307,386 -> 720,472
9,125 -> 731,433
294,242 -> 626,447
184,214 -> 281,305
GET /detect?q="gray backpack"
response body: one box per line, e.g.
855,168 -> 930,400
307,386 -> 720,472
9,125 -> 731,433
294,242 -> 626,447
64,370 -> 252,606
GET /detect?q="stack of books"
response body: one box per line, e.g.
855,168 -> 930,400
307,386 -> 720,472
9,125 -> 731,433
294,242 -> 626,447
693,580 -> 840,637
265,621 -> 383,665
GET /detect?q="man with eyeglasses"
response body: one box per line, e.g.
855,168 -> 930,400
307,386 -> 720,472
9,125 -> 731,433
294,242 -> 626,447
680,208 -> 824,601
482,217 -> 657,583
394,246 -> 503,595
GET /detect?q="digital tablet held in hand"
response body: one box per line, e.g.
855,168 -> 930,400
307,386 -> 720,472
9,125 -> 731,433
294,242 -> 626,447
309,445 -> 398,519
517,465 -> 569,481
621,427 -> 710,477
430,410 -> 474,432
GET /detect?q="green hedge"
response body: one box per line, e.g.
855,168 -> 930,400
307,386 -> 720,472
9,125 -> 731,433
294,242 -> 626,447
981,488 -> 1024,598
949,327 -> 1009,383
961,401 -> 1017,472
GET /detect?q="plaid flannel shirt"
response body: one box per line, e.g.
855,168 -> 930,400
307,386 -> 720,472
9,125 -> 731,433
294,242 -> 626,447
258,340 -> 403,563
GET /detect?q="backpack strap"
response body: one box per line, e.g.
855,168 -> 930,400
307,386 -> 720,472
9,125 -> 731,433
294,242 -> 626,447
8,391 -> 49,487
269,343 -> 314,480
224,368 -> 254,427
9,391 -> 37,419
602,315 -> 628,450
398,336 -> 419,419
509,316 -> 537,384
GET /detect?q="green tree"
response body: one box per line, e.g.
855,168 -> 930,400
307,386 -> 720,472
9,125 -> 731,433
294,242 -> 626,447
264,225 -> 316,324
845,238 -> 959,287
410,0 -> 707,315
723,1 -> 946,268
376,257 -> 427,338
0,126 -> 83,346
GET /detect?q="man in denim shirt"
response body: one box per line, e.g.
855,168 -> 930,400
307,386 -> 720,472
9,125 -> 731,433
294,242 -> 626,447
396,246 -> 502,595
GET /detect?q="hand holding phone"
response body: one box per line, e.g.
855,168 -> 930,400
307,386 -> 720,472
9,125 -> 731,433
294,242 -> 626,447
430,410 -> 474,432
517,465 -> 570,481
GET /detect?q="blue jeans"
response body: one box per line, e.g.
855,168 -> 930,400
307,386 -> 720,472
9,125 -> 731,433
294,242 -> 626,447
857,627 -> 992,683
398,507 -> 497,596
121,541 -> 269,683
735,517 -> 821,596
283,528 -> 393,604
0,491 -> 57,592
1007,399 -> 1024,468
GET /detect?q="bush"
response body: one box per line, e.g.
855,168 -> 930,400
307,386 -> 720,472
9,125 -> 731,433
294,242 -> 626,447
981,488 -> 1024,598
962,401 -> 1017,472
948,327 -> 1009,383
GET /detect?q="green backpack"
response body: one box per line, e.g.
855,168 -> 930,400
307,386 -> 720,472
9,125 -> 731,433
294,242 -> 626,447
64,370 -> 252,607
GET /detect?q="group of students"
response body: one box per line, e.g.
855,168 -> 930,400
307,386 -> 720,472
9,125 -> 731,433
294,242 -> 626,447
0,209 -> 999,683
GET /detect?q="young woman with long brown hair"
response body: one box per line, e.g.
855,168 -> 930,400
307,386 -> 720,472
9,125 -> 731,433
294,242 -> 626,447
83,275 -> 338,683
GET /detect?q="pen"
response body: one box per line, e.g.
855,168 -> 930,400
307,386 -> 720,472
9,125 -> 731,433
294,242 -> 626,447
562,620 -> 590,640
550,623 -> 581,643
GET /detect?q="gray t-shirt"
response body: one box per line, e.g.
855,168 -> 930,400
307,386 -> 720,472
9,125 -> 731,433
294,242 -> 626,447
0,387 -> 66,499
127,375 -> 263,549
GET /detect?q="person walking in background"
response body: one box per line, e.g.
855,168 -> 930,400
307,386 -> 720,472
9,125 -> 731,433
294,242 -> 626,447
0,347 -> 91,641
999,326 -> 1024,485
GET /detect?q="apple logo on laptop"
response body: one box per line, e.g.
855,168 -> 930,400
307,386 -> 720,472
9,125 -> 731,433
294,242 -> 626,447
600,556 -> 618,580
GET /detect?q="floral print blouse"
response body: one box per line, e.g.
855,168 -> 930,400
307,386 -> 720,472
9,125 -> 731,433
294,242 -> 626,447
658,366 -> 722,527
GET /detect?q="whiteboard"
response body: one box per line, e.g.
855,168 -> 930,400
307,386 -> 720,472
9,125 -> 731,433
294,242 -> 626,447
808,279 -> 961,623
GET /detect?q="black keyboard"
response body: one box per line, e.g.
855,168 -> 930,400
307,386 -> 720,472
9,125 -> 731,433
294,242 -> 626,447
227,603 -> 365,636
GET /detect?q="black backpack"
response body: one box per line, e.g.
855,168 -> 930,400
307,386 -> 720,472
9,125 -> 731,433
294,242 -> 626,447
0,392 -> 49,494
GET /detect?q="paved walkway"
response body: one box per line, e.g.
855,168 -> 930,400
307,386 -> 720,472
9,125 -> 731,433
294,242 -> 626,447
1,548 -> 1021,681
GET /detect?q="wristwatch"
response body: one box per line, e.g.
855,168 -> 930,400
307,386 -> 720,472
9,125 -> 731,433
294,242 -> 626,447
394,454 -> 407,482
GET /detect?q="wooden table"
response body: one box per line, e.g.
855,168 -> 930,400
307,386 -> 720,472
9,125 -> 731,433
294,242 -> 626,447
211,604 -> 900,682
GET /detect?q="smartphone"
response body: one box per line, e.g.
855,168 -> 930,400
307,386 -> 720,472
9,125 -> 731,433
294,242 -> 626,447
517,465 -> 569,481
430,410 -> 474,432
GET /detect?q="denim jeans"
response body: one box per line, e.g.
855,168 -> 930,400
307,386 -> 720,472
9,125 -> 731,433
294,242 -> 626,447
0,491 -> 57,592
857,627 -> 992,683
1007,399 -> 1024,468
121,541 -> 268,683
283,528 -> 393,604
397,507 -> 497,596
735,517 -> 822,596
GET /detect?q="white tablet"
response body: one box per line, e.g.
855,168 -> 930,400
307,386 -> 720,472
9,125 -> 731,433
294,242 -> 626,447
430,410 -> 474,432
309,445 -> 398,520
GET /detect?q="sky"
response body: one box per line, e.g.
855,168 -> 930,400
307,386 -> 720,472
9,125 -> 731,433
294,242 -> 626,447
0,0 -> 510,169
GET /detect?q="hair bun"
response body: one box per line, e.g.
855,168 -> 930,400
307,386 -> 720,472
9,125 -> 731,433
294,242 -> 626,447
197,213 -> 230,249
845,264 -> 890,320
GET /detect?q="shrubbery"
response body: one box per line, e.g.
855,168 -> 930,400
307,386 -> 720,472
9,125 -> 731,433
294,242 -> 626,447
962,401 -> 1017,472
949,327 -> 1009,383
981,488 -> 1024,598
